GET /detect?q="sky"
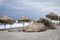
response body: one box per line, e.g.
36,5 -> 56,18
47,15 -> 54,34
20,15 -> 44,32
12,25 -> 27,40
0,0 -> 60,20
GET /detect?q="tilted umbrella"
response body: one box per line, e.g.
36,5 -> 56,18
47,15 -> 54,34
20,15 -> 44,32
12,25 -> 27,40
23,21 -> 46,32
18,16 -> 31,27
37,18 -> 56,29
0,16 -> 15,29
46,12 -> 58,20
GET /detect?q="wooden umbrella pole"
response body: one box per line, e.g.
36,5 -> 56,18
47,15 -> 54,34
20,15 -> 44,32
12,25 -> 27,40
10,24 -> 12,29
23,21 -> 24,27
4,24 -> 6,29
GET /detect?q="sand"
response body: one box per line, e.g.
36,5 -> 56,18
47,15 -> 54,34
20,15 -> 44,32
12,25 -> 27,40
0,29 -> 60,40
0,25 -> 60,40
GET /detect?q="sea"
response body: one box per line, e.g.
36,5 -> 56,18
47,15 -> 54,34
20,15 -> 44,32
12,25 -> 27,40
0,20 -> 60,29
0,22 -> 29,29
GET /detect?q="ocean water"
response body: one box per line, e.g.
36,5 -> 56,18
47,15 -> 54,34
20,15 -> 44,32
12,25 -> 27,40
0,21 -> 60,29
0,22 -> 29,29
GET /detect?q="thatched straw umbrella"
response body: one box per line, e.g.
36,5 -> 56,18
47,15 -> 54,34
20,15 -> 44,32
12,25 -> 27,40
18,16 -> 31,27
23,21 -> 46,32
0,16 -> 15,29
46,12 -> 58,21
37,18 -> 56,29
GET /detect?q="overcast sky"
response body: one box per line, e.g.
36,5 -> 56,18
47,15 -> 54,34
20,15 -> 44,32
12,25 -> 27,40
0,0 -> 60,20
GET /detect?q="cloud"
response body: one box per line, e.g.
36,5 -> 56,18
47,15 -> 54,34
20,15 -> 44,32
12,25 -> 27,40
13,2 -> 57,10
3,2 -> 56,9
0,0 -> 60,13
0,0 -> 3,3
0,0 -> 60,20
0,0 -> 59,9
15,2 -> 56,9
40,7 -> 60,15
0,0 -> 60,14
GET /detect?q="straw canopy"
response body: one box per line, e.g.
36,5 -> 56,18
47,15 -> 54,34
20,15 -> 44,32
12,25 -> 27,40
46,12 -> 58,20
18,16 -> 31,22
37,18 -> 56,29
0,16 -> 15,29
23,21 -> 46,32
18,16 -> 31,27
0,16 -> 14,24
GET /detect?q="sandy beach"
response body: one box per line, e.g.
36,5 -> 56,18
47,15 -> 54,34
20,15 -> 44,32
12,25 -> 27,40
0,25 -> 60,40
0,0 -> 60,40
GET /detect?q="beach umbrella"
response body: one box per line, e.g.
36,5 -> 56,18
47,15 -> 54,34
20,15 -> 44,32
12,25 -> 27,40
18,16 -> 31,27
46,12 -> 58,20
37,18 -> 56,29
0,16 -> 15,29
23,21 -> 46,32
